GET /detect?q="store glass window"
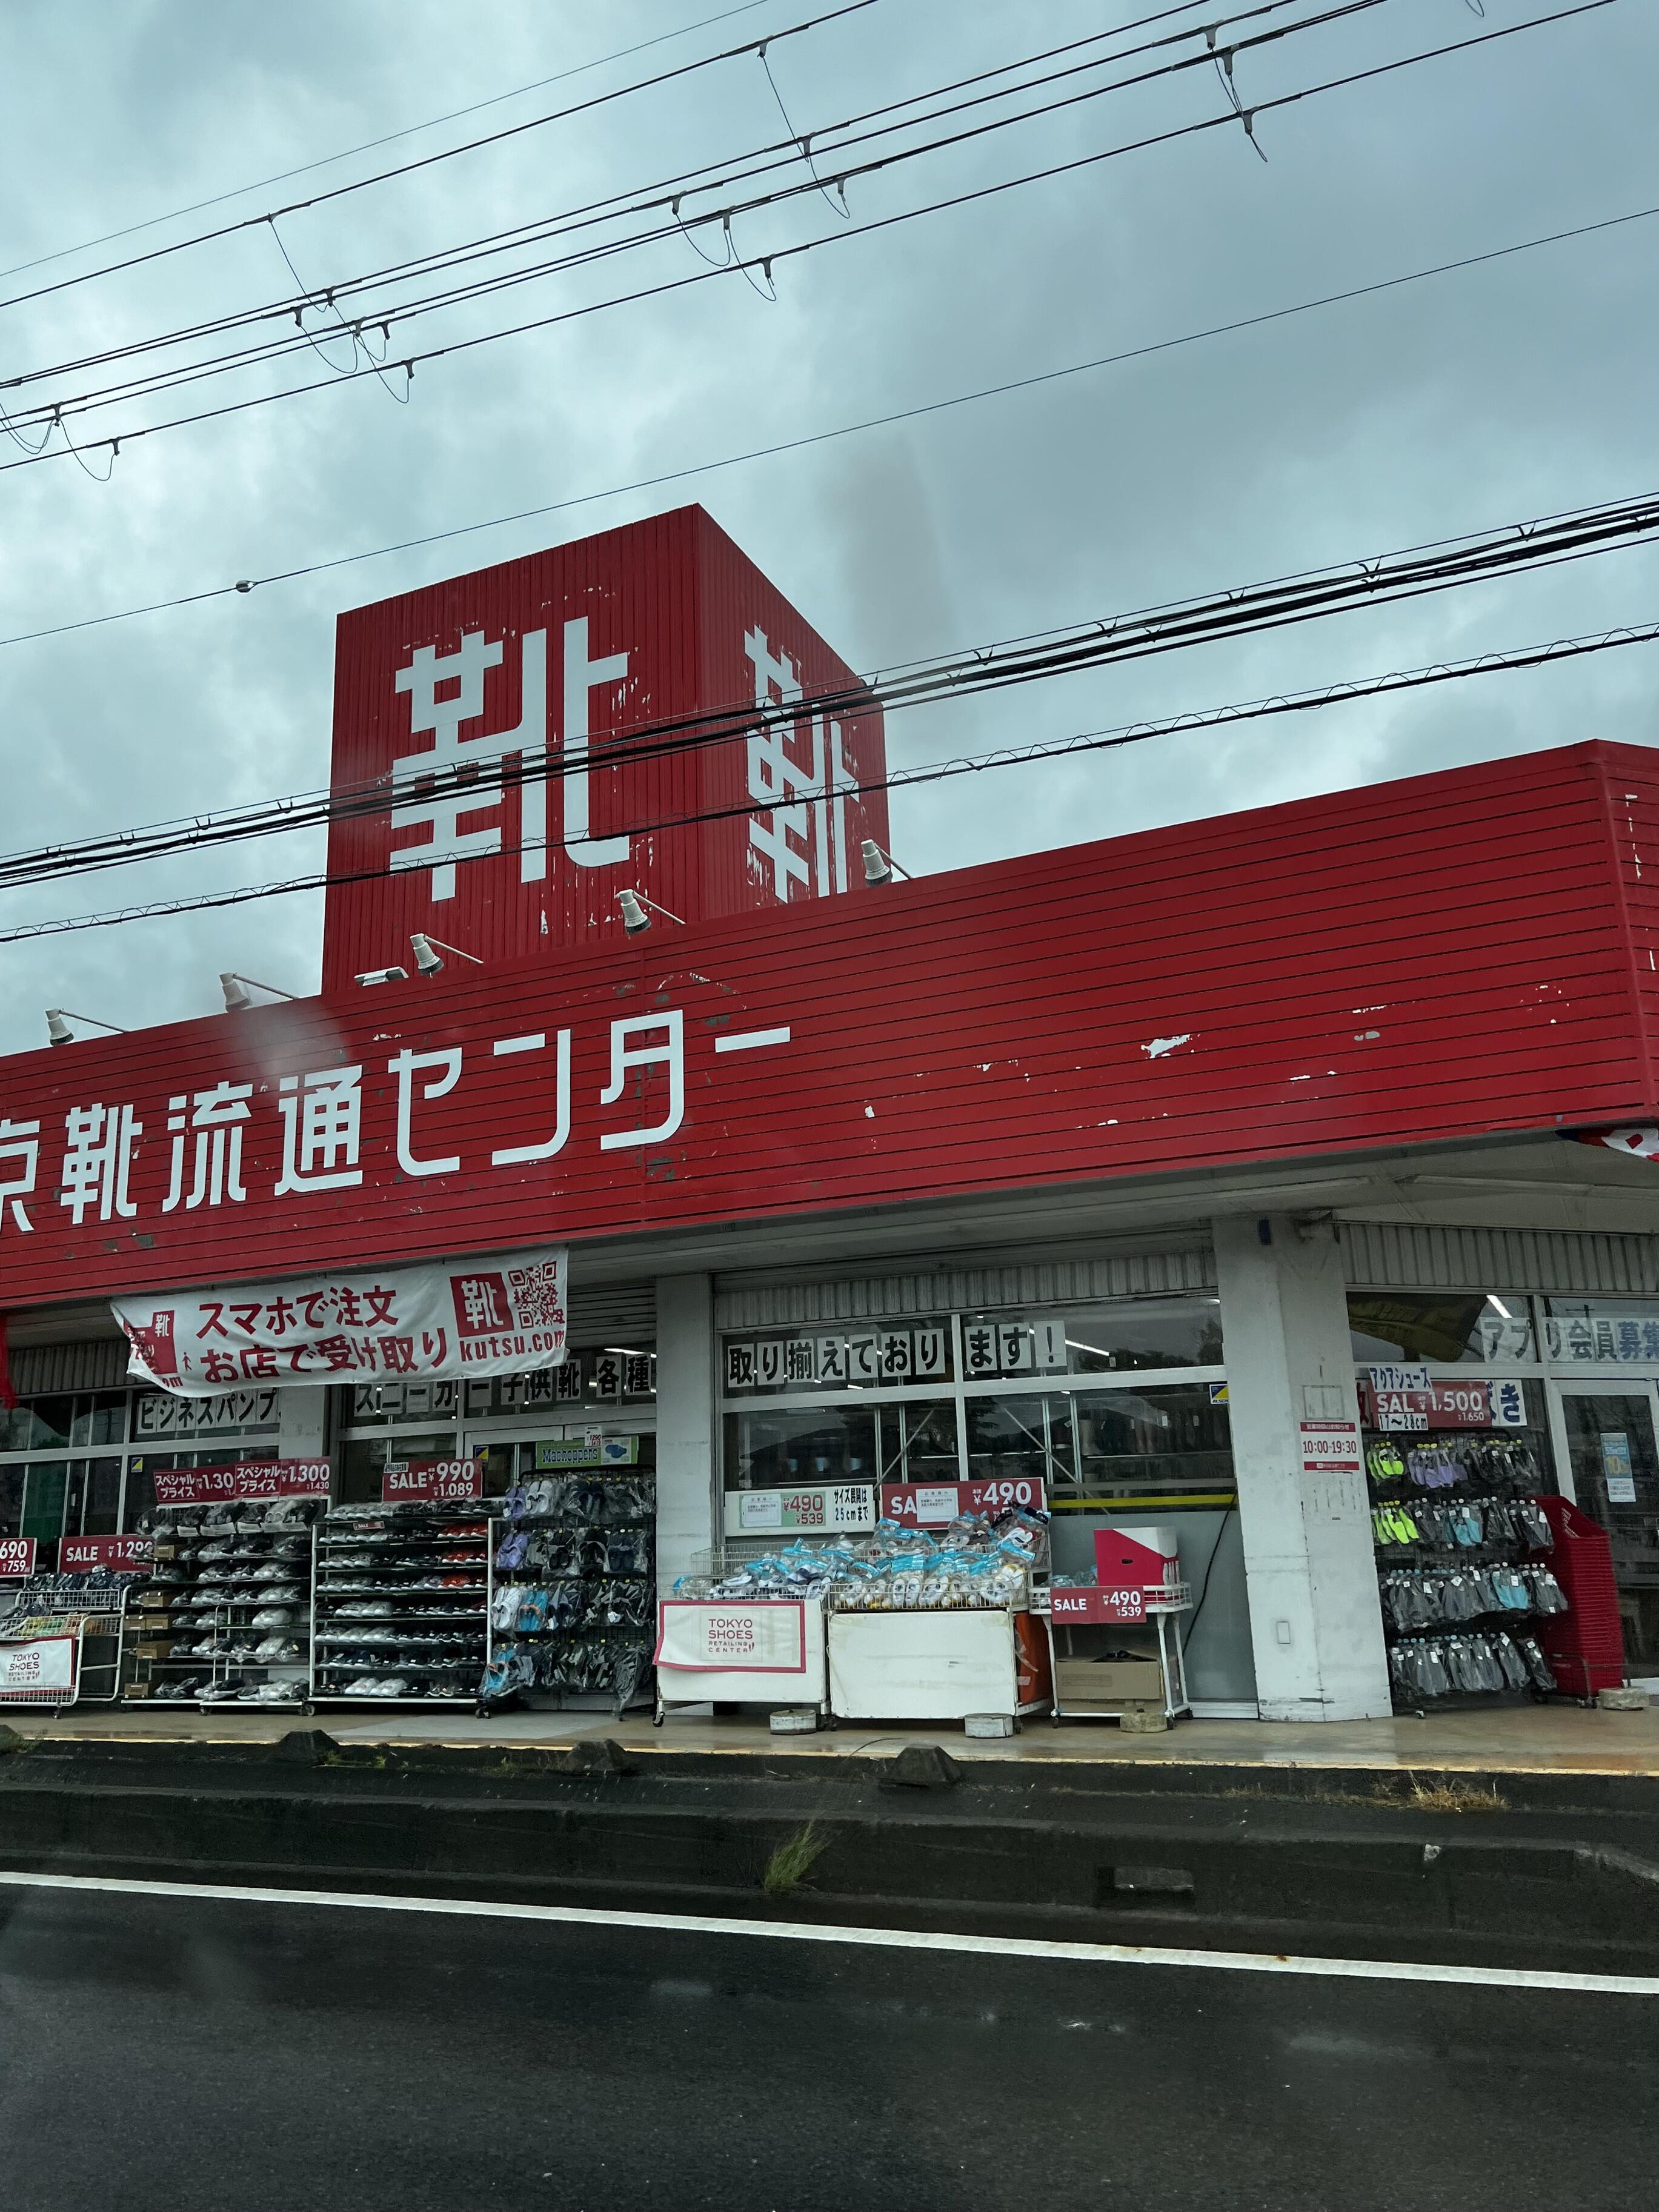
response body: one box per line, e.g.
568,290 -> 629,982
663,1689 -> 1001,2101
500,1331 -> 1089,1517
1,1396 -> 75,1452
340,1430 -> 462,1505
64,1457 -> 123,1537
1540,1298 -> 1659,1370
724,1404 -> 878,1491
962,1394 -> 1076,1494
874,1401 -> 959,1487
1348,1292 -> 1534,1366
1070,1387 -> 1234,1504
1048,1300 -> 1223,1375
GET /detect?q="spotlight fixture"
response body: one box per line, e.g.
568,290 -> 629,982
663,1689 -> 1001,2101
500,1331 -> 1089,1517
353,966 -> 409,987
220,971 -> 298,1012
45,1008 -> 128,1046
617,889 -> 684,935
860,840 -> 911,887
410,932 -> 484,978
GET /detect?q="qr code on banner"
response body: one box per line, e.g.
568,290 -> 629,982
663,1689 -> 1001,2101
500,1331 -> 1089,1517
507,1263 -> 565,1330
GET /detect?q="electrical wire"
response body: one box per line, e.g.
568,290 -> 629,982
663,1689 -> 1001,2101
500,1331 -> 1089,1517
5,478 -> 1659,894
3,612 -> 1652,945
0,1 -> 883,317
1,192 -> 1649,661
0,0 -> 1384,420
0,0 -> 1607,470
0,0 -> 781,285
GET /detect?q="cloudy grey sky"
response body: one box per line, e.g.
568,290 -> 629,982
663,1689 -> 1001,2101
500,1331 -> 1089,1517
0,0 -> 1652,1054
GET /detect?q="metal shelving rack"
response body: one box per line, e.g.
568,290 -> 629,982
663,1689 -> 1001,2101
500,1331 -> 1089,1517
124,1504 -> 318,1709
311,1501 -> 490,1705
482,1473 -> 656,1716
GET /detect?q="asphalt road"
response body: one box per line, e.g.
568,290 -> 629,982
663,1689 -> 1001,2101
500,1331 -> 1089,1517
0,1880 -> 1654,2211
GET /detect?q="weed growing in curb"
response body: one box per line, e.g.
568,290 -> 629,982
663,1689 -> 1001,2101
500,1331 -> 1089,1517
762,1824 -> 828,1898
1373,1773 -> 1508,1814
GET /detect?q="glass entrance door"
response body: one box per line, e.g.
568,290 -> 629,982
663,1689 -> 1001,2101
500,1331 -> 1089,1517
1557,1386 -> 1659,1670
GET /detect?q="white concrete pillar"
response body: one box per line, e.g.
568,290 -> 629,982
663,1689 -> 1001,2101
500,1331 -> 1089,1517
655,1272 -> 717,1590
1212,1213 -> 1390,1721
277,1386 -> 330,1462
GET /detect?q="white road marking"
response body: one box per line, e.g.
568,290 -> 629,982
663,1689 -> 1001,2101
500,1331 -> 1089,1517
713,1027 -> 791,1053
0,1869 -> 1653,1994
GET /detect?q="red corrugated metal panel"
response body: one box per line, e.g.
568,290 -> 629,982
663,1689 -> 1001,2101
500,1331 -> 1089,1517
1590,740 -> 1659,1105
1,739 -> 1651,1308
320,505 -> 889,992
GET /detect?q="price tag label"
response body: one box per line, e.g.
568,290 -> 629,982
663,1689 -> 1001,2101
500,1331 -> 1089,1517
881,1478 -> 1046,1527
58,1535 -> 152,1573
0,1538 -> 38,1578
153,1460 -> 330,1506
382,1459 -> 484,1503
1051,1585 -> 1146,1624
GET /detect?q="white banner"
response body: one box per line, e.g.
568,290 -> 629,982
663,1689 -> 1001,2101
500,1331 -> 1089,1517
113,1246 -> 567,1397
654,1600 -> 808,1674
0,1636 -> 77,1696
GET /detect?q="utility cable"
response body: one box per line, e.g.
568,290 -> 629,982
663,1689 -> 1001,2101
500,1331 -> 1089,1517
0,0 -> 1601,469
2,613 -> 1652,945
1,193 -> 1649,659
0,0 -> 1385,417
5,481 -> 1659,894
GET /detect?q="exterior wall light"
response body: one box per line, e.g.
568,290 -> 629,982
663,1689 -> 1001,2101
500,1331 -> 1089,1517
617,889 -> 684,935
410,932 -> 484,978
353,966 -> 409,986
221,972 -> 299,1012
860,840 -> 911,886
45,1008 -> 128,1046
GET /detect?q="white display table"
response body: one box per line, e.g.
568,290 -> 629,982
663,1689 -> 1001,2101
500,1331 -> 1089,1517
827,1607 -> 1048,1721
653,1596 -> 828,1724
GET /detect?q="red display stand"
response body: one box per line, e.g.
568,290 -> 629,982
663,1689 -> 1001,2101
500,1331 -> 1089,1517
1533,1495 -> 1624,1698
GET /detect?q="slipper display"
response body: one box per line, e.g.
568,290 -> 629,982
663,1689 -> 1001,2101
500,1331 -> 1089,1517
481,1465 -> 656,1716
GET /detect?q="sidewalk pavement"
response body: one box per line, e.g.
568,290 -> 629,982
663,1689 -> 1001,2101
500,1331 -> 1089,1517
10,1699 -> 1659,1773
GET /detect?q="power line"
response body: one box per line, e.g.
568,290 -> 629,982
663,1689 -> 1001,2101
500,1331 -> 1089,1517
5,481 -> 1659,895
0,2 -> 883,320
0,0 -> 1378,425
4,614 -> 1652,946
0,0 -> 780,285
0,0 -> 1607,474
0,191 -> 1649,660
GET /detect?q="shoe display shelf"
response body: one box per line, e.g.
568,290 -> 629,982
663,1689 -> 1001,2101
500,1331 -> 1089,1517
480,1472 -> 656,1718
123,1501 -> 319,1710
311,1501 -> 491,1705
1364,1432 -> 1568,1712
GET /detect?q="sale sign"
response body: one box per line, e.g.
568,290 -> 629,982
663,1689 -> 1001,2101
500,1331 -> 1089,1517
724,1483 -> 876,1536
382,1459 -> 484,1503
151,1460 -> 331,1506
1051,1585 -> 1146,1625
0,1635 -> 76,1695
1358,1380 -> 1525,1433
0,1539 -> 38,1578
880,1478 -> 1047,1528
59,1535 -> 153,1573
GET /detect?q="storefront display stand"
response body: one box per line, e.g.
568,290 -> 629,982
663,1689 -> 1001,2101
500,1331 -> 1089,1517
654,1596 -> 831,1727
1039,1584 -> 1192,1726
125,1510 -> 318,1713
312,1501 -> 490,1709
1,1581 -> 137,1713
825,1604 -> 1043,1724
483,1498 -> 656,1720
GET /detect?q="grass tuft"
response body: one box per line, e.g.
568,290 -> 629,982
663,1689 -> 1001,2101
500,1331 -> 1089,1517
1374,1772 -> 1507,1815
762,1824 -> 828,1898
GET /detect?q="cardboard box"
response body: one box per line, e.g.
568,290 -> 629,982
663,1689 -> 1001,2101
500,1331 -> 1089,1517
1055,1659 -> 1165,1702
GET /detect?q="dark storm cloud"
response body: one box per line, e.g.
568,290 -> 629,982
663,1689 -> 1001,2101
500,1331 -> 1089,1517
0,0 -> 1653,1050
